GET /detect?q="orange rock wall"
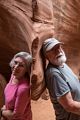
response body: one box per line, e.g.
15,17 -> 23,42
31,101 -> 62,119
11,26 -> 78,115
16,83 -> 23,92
52,0 -> 80,76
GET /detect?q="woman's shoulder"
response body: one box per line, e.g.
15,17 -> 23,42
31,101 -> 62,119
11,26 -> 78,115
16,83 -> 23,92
17,82 -> 30,95
18,79 -> 30,90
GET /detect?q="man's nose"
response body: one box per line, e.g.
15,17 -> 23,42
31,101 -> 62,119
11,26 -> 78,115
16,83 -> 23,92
57,47 -> 62,53
57,48 -> 61,53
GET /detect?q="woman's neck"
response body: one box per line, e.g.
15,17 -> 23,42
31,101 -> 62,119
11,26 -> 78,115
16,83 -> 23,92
11,75 -> 25,84
12,78 -> 19,84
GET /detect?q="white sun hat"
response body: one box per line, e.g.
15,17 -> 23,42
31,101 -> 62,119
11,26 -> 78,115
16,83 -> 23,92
42,38 -> 63,54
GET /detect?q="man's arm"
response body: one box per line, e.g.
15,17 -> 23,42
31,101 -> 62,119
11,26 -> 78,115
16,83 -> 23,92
58,92 -> 80,115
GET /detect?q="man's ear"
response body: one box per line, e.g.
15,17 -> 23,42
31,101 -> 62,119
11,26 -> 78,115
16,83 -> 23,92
45,51 -> 50,60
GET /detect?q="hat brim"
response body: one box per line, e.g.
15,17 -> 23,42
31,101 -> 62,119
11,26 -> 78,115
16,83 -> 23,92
46,42 -> 63,52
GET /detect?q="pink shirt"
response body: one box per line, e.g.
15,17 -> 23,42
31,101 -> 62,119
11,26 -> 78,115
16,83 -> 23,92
4,78 -> 32,120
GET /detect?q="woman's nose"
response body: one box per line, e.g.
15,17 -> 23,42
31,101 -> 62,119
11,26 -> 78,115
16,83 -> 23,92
14,63 -> 19,69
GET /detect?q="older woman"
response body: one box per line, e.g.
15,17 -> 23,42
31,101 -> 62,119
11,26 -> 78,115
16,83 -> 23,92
0,52 -> 32,120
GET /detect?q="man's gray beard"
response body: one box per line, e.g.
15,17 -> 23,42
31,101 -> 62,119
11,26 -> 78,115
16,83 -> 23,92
53,54 -> 67,66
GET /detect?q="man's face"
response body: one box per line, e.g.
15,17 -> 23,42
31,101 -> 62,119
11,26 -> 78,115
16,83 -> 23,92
46,44 -> 66,66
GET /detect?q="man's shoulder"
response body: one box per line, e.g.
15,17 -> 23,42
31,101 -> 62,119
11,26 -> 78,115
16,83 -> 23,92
46,64 -> 61,78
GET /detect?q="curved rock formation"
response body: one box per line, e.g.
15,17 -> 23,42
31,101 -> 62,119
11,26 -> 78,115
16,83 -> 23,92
0,74 -> 6,108
0,0 -> 33,80
0,0 -> 54,101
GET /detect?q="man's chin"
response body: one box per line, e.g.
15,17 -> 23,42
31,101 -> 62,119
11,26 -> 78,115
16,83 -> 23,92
54,56 -> 67,66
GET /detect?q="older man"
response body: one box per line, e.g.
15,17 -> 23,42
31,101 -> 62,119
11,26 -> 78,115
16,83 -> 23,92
42,38 -> 80,120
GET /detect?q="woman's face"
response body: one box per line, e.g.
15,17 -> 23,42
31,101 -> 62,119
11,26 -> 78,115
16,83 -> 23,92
11,57 -> 27,79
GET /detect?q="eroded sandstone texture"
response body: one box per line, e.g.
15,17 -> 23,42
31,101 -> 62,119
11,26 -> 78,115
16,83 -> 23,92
52,0 -> 80,76
0,0 -> 33,79
0,0 -> 80,101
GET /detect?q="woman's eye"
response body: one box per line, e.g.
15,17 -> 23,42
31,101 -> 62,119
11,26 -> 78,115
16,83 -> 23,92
14,60 -> 25,67
14,61 -> 18,65
19,64 -> 25,67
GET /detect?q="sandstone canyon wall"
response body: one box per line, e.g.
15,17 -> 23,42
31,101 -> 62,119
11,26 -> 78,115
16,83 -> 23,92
0,0 -> 80,102
52,0 -> 80,77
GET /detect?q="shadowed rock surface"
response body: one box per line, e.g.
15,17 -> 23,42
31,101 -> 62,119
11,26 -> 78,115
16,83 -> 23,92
0,1 -> 33,80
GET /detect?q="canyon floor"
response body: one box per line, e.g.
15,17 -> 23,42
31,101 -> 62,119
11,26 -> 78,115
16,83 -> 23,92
31,98 -> 56,120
